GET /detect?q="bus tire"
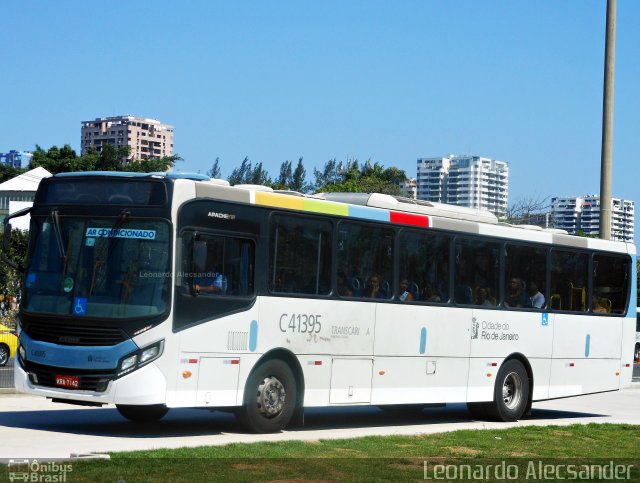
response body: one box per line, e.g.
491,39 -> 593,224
487,359 -> 529,422
238,359 -> 297,433
116,404 -> 169,422
635,344 -> 639,362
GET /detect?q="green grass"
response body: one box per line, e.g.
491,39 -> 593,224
10,424 -> 640,482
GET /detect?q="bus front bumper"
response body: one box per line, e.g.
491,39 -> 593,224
14,360 -> 167,406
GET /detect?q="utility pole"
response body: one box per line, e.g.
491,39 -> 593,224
599,0 -> 616,240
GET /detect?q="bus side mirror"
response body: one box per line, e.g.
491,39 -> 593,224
3,223 -> 11,253
1,206 -> 31,273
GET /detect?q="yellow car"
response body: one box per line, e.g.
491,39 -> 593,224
0,323 -> 17,366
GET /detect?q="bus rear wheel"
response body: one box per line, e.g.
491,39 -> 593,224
238,359 -> 297,433
486,359 -> 529,422
116,404 -> 169,422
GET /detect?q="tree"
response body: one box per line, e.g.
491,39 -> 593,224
272,158 -> 308,192
312,158 -> 406,195
290,158 -> 308,192
207,157 -> 222,179
0,228 -> 29,325
505,195 -> 550,224
313,159 -> 340,188
122,154 -> 181,173
28,144 -> 179,174
249,162 -> 271,185
273,160 -> 293,190
0,164 -> 26,183
228,157 -> 252,185
29,144 -> 88,174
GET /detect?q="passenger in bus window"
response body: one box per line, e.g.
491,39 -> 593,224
364,274 -> 384,299
422,281 -> 441,303
194,267 -> 228,295
504,277 -> 525,308
525,281 -> 545,309
435,264 -> 449,301
399,279 -> 414,302
474,286 -> 493,307
592,294 -> 608,314
337,272 -> 354,297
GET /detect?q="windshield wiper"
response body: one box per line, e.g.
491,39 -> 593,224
51,210 -> 66,260
90,210 -> 130,295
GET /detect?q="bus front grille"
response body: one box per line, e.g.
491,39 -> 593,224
24,322 -> 128,346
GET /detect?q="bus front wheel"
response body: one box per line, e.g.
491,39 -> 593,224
487,359 -> 529,422
116,404 -> 169,422
634,344 -> 639,362
238,359 -> 297,433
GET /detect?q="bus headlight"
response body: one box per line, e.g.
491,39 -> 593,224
118,340 -> 164,376
140,345 -> 160,363
120,355 -> 138,373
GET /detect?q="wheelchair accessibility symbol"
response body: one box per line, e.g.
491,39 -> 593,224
74,298 -> 87,315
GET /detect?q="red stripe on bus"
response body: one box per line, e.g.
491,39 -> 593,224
389,211 -> 429,227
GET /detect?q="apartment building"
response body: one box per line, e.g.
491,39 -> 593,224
399,178 -> 417,199
416,155 -> 509,217
551,195 -> 635,242
0,150 -> 32,169
81,115 -> 174,162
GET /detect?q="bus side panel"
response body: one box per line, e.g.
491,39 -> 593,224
170,305 -> 262,408
372,305 -> 470,404
469,309 -> 553,401
549,313 -> 622,398
258,298 -> 376,357
619,314 -> 635,388
372,357 -> 469,404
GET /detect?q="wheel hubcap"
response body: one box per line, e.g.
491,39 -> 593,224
256,376 -> 286,418
502,371 -> 523,410
0,348 -> 7,365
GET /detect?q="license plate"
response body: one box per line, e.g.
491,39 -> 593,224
55,375 -> 80,388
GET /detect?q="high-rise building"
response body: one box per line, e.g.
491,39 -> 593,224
551,195 -> 634,242
81,115 -> 174,162
399,178 -> 417,199
0,150 -> 32,169
416,155 -> 508,217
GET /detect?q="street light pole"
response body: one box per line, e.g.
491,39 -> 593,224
600,0 -> 616,240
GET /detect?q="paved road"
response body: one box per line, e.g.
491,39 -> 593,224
0,386 -> 639,460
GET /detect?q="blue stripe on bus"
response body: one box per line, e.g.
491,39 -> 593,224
348,205 -> 390,223
419,327 -> 427,354
249,320 -> 258,352
20,332 -> 137,370
585,334 -> 591,358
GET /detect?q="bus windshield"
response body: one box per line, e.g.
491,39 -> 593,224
24,215 -> 171,319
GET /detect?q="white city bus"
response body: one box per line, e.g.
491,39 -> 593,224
3,172 -> 636,432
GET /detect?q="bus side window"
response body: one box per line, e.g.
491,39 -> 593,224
550,250 -> 588,312
398,229 -> 449,304
337,221 -> 394,300
454,237 -> 499,307
269,214 -> 332,296
593,254 -> 630,314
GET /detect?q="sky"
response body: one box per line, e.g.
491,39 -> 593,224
2,1 -> 639,235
